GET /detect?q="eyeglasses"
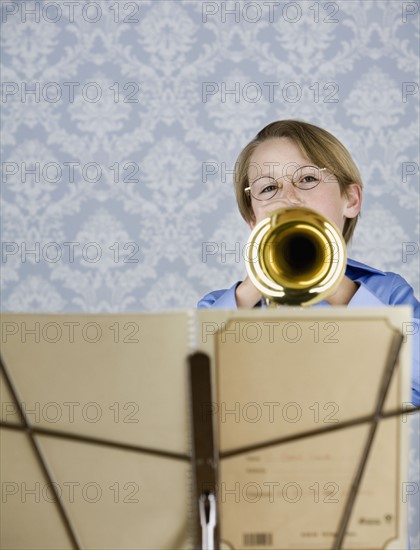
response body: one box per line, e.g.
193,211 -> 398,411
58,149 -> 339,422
244,165 -> 328,201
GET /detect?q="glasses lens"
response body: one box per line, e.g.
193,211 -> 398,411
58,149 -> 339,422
293,166 -> 322,190
250,177 -> 278,201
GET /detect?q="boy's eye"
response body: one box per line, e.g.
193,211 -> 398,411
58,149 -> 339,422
253,178 -> 278,196
295,175 -> 321,189
300,175 -> 318,184
293,166 -> 323,188
261,184 -> 278,194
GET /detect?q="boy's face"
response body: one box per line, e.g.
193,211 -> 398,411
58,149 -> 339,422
247,137 -> 361,233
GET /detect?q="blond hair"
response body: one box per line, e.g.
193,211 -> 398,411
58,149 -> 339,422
234,120 -> 363,243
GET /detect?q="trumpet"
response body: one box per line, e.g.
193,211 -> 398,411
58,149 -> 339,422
245,207 -> 347,306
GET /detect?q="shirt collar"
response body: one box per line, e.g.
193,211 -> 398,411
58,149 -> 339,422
346,258 -> 387,276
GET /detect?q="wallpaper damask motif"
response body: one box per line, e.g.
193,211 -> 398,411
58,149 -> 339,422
1,0 -> 419,545
1,0 -> 419,311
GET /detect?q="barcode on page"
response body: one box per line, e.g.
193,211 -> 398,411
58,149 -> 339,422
243,533 -> 273,546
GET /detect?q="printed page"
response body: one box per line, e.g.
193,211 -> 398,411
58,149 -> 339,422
197,307 -> 412,550
1,312 -> 192,550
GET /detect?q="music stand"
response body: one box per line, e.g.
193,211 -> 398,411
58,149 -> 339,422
1,308 -> 417,549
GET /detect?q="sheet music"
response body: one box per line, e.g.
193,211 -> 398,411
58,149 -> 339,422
198,308 -> 412,550
1,312 -> 192,550
0,308 -> 413,549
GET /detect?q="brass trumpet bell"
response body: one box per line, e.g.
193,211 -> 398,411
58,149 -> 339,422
245,207 -> 347,306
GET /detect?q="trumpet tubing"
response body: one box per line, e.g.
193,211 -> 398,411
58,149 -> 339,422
246,207 -> 346,306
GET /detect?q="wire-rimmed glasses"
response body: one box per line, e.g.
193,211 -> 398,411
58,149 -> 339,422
244,165 -> 328,201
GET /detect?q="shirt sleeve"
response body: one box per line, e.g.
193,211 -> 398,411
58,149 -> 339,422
388,275 -> 420,407
197,282 -> 240,309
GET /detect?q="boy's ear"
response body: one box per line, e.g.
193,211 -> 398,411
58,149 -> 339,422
344,183 -> 362,218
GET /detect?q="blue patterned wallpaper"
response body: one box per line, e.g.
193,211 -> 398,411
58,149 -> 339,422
1,0 -> 419,546
1,0 -> 419,312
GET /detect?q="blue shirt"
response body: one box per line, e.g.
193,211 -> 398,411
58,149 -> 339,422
198,258 -> 420,406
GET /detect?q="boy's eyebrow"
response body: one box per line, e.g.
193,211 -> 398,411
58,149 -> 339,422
247,164 -> 282,183
248,162 -> 308,183
248,171 -> 275,183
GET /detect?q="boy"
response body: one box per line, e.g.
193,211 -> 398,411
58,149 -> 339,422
198,120 -> 419,406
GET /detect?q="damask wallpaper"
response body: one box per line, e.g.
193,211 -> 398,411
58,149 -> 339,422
1,0 -> 419,546
1,0 -> 419,311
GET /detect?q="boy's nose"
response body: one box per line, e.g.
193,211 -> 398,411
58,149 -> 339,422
276,180 -> 302,205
